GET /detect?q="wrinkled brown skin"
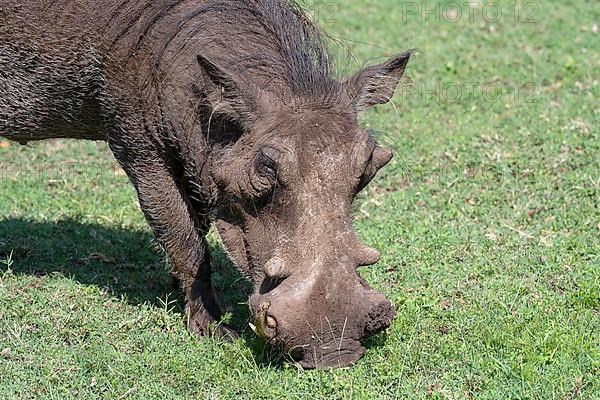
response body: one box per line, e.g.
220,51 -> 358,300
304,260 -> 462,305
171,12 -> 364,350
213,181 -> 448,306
0,0 -> 412,368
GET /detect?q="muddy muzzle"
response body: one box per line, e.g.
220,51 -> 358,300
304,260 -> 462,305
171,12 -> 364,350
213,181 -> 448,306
250,296 -> 396,368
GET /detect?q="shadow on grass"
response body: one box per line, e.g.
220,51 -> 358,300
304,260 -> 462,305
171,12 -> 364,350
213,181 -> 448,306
0,218 -> 253,326
0,218 -> 388,368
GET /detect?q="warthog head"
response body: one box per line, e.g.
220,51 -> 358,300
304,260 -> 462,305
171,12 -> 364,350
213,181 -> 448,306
198,50 -> 411,368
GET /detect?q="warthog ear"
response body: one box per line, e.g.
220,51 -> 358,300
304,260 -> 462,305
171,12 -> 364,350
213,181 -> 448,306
196,55 -> 264,128
345,50 -> 413,112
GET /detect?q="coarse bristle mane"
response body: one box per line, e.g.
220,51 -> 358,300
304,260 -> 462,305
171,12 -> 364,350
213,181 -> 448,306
162,0 -> 339,98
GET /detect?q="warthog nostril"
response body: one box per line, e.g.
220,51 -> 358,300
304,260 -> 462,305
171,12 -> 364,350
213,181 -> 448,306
364,300 -> 396,336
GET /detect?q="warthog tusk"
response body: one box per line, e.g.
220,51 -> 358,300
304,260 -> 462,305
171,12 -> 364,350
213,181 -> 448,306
254,301 -> 276,339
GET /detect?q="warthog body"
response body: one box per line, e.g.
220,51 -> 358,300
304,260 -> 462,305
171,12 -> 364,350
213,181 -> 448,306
0,0 -> 411,368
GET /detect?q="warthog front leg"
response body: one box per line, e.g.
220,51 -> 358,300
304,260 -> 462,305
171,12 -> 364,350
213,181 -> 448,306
109,141 -> 236,339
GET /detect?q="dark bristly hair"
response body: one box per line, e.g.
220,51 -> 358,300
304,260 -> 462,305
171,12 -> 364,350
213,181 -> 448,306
151,0 -> 339,98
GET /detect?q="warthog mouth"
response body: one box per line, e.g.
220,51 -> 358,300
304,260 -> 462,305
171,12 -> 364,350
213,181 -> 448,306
251,301 -> 388,368
290,339 -> 366,369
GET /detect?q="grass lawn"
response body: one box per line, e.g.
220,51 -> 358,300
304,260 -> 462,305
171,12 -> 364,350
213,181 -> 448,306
1,0 -> 598,398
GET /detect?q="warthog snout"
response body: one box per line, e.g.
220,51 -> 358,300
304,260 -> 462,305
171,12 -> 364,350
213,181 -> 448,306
249,253 -> 397,368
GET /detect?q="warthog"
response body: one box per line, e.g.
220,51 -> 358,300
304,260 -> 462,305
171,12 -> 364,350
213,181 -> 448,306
0,0 -> 412,368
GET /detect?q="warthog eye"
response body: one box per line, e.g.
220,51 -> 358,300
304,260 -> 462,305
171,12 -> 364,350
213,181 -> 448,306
255,146 -> 279,181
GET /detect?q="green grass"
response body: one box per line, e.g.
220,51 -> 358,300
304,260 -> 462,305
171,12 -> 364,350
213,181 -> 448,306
1,0 -> 599,398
